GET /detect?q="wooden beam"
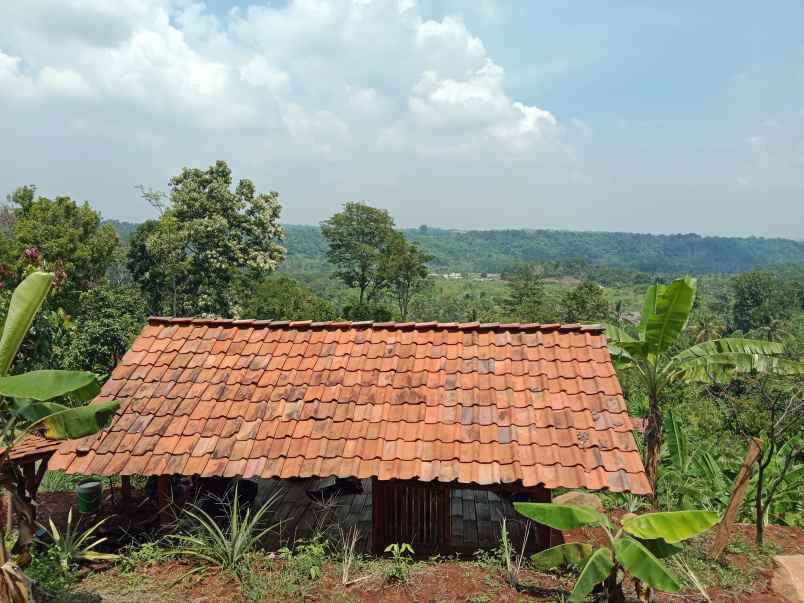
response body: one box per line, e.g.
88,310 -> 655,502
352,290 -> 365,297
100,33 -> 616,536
710,437 -> 763,560
156,475 -> 172,530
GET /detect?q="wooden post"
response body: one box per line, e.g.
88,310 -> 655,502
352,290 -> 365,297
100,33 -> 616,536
710,437 -> 763,560
121,475 -> 132,509
156,475 -> 172,530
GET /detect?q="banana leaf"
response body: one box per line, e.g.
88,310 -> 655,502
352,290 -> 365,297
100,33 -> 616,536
13,400 -> 119,439
514,502 -> 608,530
670,351 -> 804,382
569,547 -> 613,603
0,272 -> 53,375
638,283 -> 662,341
643,277 -> 696,355
0,370 -> 101,402
665,409 -> 688,472
621,511 -> 719,543
531,543 -> 594,570
613,536 -> 681,592
636,537 -> 683,559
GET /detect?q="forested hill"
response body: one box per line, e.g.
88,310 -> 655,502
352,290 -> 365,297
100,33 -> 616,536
107,220 -> 804,275
279,224 -> 804,274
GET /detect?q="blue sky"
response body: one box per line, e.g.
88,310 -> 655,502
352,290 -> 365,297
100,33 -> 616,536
1,1 -> 802,237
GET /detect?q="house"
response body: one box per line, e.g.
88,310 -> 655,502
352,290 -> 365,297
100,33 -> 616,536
49,318 -> 648,553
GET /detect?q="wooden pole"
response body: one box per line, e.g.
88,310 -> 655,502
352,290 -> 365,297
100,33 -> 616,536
156,475 -> 172,530
121,475 -> 132,509
709,437 -> 763,560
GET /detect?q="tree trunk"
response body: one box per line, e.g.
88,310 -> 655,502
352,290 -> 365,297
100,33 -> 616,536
644,394 -> 663,505
602,569 -> 625,603
755,460 -> 765,547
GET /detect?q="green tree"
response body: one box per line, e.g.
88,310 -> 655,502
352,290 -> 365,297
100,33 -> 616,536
320,202 -> 396,306
731,271 -> 792,333
5,186 -> 120,311
60,285 -> 147,374
380,233 -> 432,321
503,264 -> 546,322
606,277 -> 802,498
127,161 -> 285,316
561,280 -> 609,323
241,275 -> 335,321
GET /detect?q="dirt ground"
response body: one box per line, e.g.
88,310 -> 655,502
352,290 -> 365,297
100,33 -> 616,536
31,490 -> 804,603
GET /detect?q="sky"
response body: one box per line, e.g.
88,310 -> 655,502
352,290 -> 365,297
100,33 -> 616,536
1,1 -> 803,238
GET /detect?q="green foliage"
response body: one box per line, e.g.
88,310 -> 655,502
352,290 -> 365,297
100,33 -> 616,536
321,202 -> 396,305
58,285 -> 146,374
530,543 -> 593,570
128,161 -> 285,316
171,483 -> 279,574
731,270 -> 795,333
0,271 -> 52,375
6,186 -> 120,312
117,539 -> 170,574
24,548 -> 78,599
278,536 -> 329,584
513,502 -> 608,530
38,508 -> 119,573
383,542 -> 414,583
515,503 -> 718,600
560,280 -> 609,324
379,232 -> 432,321
504,264 -> 547,322
241,275 -> 335,321
620,511 -> 719,543
281,224 -> 804,275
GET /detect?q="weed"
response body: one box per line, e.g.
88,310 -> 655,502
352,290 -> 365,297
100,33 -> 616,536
117,539 -> 170,574
25,548 -> 78,599
499,517 -> 530,586
467,595 -> 492,603
277,535 -> 329,596
383,542 -> 414,584
338,525 -> 362,585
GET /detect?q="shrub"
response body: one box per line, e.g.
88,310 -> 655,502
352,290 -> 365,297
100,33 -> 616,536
383,542 -> 414,584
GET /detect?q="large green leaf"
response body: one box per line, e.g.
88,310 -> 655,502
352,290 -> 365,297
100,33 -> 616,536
673,338 -> 784,361
613,536 -> 681,593
0,272 -> 53,375
644,277 -> 696,354
16,400 -> 119,439
531,543 -> 594,570
622,511 -> 719,543
636,537 -> 683,559
0,370 -> 101,402
665,409 -> 688,472
670,351 -> 804,382
569,547 -> 613,603
638,283 -> 663,341
514,502 -> 608,530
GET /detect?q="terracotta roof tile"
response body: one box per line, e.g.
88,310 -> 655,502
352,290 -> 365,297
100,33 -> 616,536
50,318 -> 650,494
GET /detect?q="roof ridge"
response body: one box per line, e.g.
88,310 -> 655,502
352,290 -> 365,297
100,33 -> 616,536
147,316 -> 605,333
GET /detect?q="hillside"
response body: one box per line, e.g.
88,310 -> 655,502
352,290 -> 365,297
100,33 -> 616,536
280,224 -> 804,275
106,221 -> 804,275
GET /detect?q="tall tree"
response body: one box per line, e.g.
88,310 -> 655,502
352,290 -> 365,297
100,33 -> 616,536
606,277 -> 803,499
320,202 -> 395,306
5,186 -> 120,311
380,233 -> 432,321
503,264 -> 546,322
731,271 -> 792,333
127,161 -> 285,316
561,280 -> 609,323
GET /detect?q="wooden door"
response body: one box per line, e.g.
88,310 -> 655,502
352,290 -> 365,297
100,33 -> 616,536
372,479 -> 450,555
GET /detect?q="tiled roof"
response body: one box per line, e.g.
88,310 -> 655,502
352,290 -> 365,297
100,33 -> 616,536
3,435 -> 62,462
49,317 -> 650,494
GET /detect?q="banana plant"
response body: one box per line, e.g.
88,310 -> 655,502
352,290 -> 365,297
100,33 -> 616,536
605,277 -> 803,498
0,272 -> 120,603
516,502 -> 719,602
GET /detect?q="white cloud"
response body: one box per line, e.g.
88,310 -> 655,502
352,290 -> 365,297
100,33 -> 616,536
0,0 -> 579,227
